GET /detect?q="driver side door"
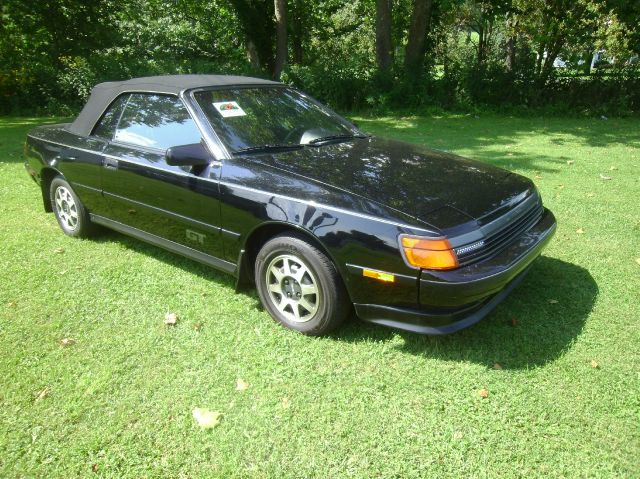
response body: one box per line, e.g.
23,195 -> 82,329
96,93 -> 227,263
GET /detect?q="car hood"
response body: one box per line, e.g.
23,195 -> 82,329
253,136 -> 536,232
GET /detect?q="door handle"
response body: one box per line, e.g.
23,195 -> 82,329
103,157 -> 118,169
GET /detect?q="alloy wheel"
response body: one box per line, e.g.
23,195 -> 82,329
265,253 -> 321,323
54,186 -> 79,232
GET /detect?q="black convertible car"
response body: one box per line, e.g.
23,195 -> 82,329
24,75 -> 556,335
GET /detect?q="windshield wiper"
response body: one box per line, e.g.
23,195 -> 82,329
306,134 -> 367,146
233,144 -> 304,155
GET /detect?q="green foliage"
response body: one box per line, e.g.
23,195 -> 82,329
0,0 -> 639,114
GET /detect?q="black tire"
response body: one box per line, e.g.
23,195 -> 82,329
49,177 -> 94,238
254,233 -> 350,335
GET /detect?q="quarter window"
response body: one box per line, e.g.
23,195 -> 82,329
114,94 -> 201,150
92,94 -> 130,140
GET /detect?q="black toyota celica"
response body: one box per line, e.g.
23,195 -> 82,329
24,75 -> 556,335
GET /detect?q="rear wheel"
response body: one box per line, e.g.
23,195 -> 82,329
255,234 -> 350,335
49,177 -> 94,238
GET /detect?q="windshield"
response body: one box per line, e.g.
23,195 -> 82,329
193,87 -> 360,153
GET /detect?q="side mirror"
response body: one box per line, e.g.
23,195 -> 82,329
165,142 -> 211,167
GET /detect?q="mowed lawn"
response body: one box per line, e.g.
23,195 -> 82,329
1,113 -> 638,478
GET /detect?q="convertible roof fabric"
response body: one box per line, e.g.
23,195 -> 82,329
67,74 -> 279,136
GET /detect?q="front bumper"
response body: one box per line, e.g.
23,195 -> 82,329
355,208 -> 556,334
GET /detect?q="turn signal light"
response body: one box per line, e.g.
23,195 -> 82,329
400,235 -> 459,270
363,268 -> 395,283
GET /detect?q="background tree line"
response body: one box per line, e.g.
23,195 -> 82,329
1,0 -> 639,115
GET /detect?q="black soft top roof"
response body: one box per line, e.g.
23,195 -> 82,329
67,74 -> 280,136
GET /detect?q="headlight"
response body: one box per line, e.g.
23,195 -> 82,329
399,235 -> 459,270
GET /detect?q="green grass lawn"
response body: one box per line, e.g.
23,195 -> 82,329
1,113 -> 638,478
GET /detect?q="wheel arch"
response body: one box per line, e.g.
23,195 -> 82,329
235,221 -> 348,297
40,167 -> 64,212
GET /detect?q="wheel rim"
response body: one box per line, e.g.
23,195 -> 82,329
265,254 -> 321,323
54,186 -> 79,231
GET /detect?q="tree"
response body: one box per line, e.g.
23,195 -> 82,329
514,0 -> 602,84
229,0 -> 276,74
290,0 -> 305,64
405,0 -> 434,75
505,8 -> 518,72
273,0 -> 288,78
375,0 -> 393,73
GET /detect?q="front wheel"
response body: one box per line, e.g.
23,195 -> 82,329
49,177 -> 94,238
254,234 -> 350,335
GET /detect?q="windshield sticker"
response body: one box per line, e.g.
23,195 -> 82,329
213,101 -> 246,118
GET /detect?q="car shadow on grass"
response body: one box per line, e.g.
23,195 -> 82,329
91,229 -> 237,288
90,229 -> 596,369
335,256 -> 598,369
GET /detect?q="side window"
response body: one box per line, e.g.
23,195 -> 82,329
92,94 -> 130,139
114,94 -> 201,150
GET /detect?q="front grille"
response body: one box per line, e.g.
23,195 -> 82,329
455,200 -> 543,266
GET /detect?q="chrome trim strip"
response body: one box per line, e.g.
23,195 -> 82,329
102,191 -> 222,233
221,228 -> 241,239
72,182 -> 101,193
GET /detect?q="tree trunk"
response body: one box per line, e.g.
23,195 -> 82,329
375,0 -> 393,73
505,13 -> 517,72
404,0 -> 433,75
229,0 -> 276,74
535,45 -> 545,76
273,0 -> 287,79
506,35 -> 516,72
246,39 -> 261,70
582,48 -> 592,75
477,23 -> 485,66
291,0 -> 303,64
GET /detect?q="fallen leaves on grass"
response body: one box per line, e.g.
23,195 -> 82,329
493,363 -> 503,370
479,389 -> 489,399
58,338 -> 75,347
576,228 -> 584,234
534,175 -> 543,180
281,397 -> 291,409
164,312 -> 178,326
34,387 -> 50,402
586,192 -> 595,197
53,247 -> 65,254
599,174 -> 612,181
192,408 -> 222,429
590,360 -> 600,369
92,464 -> 99,473
510,318 -> 518,326
6,301 -> 16,308
235,378 -> 249,391
192,322 -> 203,331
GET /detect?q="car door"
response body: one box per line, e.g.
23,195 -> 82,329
99,93 -> 225,260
